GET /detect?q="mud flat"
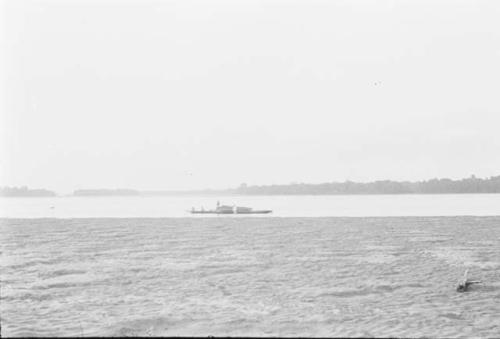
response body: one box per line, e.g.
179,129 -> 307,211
1,216 -> 500,337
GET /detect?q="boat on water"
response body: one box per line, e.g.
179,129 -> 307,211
190,201 -> 272,214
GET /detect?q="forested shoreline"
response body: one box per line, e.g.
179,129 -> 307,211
3,175 -> 500,196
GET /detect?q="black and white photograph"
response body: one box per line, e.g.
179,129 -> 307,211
1,0 -> 500,337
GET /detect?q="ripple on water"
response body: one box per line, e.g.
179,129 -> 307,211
1,217 -> 500,337
39,269 -> 88,279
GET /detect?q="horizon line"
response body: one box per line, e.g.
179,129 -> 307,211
2,173 -> 500,196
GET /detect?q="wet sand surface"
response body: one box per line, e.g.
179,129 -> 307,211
1,217 -> 500,337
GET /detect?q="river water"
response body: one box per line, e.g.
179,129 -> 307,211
1,216 -> 500,337
1,193 -> 500,218
1,195 -> 500,337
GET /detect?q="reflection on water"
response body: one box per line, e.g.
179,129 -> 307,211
1,216 -> 500,337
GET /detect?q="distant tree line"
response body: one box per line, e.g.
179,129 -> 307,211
0,186 -> 56,197
4,175 -> 500,197
73,189 -> 140,196
230,175 -> 500,195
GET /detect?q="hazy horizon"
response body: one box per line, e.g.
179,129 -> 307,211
2,0 -> 500,193
2,173 -> 500,197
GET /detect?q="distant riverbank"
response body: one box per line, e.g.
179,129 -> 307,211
0,186 -> 56,197
2,175 -> 500,197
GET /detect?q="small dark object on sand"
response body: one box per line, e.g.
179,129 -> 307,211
456,269 -> 481,292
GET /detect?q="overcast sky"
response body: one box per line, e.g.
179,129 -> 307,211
1,0 -> 499,193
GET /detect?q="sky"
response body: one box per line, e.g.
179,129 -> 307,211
1,0 -> 499,194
